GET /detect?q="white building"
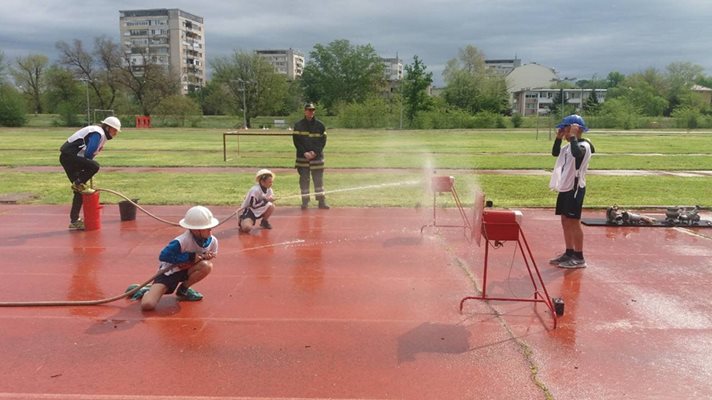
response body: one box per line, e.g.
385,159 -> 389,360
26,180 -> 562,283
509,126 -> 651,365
381,57 -> 403,82
119,8 -> 206,94
512,88 -> 608,116
504,62 -> 607,115
255,49 -> 305,80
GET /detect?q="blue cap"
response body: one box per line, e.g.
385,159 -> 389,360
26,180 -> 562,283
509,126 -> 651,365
556,114 -> 588,131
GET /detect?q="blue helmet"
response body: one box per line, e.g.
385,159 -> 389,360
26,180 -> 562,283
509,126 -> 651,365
556,114 -> 588,132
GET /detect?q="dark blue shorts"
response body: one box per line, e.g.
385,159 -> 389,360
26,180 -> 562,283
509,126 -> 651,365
239,208 -> 257,223
555,186 -> 586,219
152,269 -> 188,294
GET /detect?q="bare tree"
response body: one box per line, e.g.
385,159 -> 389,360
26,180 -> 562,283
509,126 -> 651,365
117,49 -> 180,116
11,54 -> 48,113
56,39 -> 116,110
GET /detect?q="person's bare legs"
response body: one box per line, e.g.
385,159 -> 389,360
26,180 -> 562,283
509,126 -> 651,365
141,283 -> 168,311
240,218 -> 255,233
562,216 -> 583,252
261,204 -> 274,222
183,260 -> 213,289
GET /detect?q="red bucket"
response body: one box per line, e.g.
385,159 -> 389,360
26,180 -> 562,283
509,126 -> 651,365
82,192 -> 102,231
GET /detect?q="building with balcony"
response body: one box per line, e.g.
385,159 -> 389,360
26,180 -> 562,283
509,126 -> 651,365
256,49 -> 305,80
119,8 -> 205,94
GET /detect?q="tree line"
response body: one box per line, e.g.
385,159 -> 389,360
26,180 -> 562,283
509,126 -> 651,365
1,38 -> 711,129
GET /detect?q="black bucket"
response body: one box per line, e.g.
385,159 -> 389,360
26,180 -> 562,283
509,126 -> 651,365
118,199 -> 139,221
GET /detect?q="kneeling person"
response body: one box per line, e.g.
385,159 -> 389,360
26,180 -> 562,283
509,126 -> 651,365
140,206 -> 219,311
239,169 -> 276,232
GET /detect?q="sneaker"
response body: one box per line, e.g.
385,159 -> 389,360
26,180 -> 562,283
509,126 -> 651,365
549,253 -> 572,265
176,285 -> 204,301
68,219 -> 85,230
558,258 -> 587,269
125,284 -> 151,300
318,201 -> 330,210
301,202 -> 309,210
260,219 -> 272,229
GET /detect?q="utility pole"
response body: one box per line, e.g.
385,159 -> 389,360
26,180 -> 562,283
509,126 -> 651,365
232,78 -> 254,129
79,78 -> 90,125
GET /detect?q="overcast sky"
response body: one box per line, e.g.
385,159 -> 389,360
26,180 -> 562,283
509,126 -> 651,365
1,0 -> 711,86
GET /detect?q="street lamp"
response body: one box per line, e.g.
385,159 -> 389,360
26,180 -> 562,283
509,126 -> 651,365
231,78 -> 255,129
78,78 -> 90,125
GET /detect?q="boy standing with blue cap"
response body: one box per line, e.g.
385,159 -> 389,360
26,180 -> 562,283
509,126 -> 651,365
549,114 -> 595,269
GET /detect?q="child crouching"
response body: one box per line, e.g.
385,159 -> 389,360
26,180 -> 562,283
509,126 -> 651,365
239,169 -> 276,232
135,205 -> 219,311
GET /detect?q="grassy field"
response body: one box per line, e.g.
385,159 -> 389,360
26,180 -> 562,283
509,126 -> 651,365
1,127 -> 710,208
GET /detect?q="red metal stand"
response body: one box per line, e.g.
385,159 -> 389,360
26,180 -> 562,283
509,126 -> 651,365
420,176 -> 472,239
460,209 -> 558,329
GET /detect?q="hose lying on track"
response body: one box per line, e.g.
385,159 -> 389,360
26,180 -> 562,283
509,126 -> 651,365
97,187 -> 240,228
0,239 -> 306,307
0,266 -> 172,307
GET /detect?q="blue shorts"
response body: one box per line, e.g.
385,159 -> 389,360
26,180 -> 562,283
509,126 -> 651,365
555,186 -> 586,219
152,269 -> 188,294
239,208 -> 258,223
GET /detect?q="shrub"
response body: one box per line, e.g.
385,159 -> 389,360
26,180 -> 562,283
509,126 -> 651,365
0,84 -> 27,127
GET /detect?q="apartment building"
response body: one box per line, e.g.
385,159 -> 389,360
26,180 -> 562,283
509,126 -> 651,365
119,8 -> 206,94
485,57 -> 522,75
255,49 -> 305,80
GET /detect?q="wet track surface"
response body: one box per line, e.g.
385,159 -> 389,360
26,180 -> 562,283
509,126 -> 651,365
0,204 -> 711,399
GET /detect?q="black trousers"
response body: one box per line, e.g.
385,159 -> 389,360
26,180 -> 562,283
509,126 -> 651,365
297,167 -> 325,203
59,152 -> 100,222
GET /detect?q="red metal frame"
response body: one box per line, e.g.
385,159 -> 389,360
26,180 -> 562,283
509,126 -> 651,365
420,176 -> 472,239
460,210 -> 558,329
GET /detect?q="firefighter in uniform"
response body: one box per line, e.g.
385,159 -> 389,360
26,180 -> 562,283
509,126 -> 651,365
292,103 -> 329,210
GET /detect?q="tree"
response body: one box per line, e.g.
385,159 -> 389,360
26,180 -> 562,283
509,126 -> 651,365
153,95 -> 202,127
117,48 -> 180,116
401,55 -> 433,125
56,38 -> 120,111
189,80 -> 231,115
583,89 -> 601,114
606,71 -> 626,88
43,66 -> 84,126
11,54 -> 48,113
301,39 -> 385,113
441,45 -> 509,114
0,84 -> 27,126
665,62 -> 705,114
211,50 -> 289,127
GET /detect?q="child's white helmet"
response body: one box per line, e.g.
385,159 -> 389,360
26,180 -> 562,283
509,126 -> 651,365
179,206 -> 219,229
255,169 -> 275,182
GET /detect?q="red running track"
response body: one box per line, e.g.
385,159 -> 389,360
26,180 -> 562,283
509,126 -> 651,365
0,204 -> 711,399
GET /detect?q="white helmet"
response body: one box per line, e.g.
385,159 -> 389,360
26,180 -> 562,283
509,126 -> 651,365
101,116 -> 122,132
179,206 -> 219,230
255,168 -> 275,182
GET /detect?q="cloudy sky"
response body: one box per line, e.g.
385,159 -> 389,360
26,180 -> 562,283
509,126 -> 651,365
1,0 -> 711,86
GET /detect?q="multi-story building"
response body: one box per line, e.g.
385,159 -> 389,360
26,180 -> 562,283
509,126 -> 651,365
255,49 -> 305,80
512,88 -> 607,116
119,8 -> 206,94
485,57 -> 522,75
380,56 -> 403,95
381,57 -> 403,82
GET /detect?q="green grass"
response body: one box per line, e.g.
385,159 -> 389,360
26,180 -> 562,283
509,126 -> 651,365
1,127 -> 710,208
